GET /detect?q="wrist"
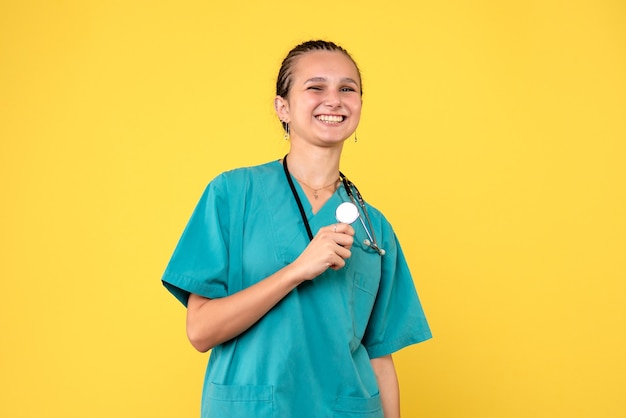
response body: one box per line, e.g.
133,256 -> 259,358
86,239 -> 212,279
280,262 -> 311,287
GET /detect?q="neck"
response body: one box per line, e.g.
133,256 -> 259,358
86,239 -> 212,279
285,144 -> 343,188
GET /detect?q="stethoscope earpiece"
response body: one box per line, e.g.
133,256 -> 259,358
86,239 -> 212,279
363,239 -> 385,256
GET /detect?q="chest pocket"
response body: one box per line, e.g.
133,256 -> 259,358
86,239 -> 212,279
349,246 -> 382,351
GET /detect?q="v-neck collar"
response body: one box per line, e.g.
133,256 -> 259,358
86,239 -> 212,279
290,178 -> 343,217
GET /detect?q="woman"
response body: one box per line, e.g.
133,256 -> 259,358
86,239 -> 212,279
162,40 -> 431,417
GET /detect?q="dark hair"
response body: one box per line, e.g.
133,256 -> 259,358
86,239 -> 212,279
276,40 -> 363,132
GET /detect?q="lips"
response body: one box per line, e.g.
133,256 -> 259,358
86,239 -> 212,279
316,114 -> 345,124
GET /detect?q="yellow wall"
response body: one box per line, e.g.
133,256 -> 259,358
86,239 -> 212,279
1,1 -> 625,417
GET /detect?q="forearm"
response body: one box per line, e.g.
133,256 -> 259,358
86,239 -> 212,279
186,263 -> 305,352
371,355 -> 400,418
186,223 -> 355,352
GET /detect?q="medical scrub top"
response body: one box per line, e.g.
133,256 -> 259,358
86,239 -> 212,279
162,160 -> 431,418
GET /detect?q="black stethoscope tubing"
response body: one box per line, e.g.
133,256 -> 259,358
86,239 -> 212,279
282,154 -> 315,241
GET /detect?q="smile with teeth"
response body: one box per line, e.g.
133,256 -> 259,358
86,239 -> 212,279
316,114 -> 345,124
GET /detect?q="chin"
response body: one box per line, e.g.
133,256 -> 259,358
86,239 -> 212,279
318,135 -> 350,145
318,129 -> 354,142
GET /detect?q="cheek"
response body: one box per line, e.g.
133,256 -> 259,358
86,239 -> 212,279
302,102 -> 323,119
350,100 -> 363,116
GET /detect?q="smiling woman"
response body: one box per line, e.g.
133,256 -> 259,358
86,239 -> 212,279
275,49 -> 363,150
161,40 -> 431,418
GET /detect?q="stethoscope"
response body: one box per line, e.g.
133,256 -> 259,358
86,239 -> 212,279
336,174 -> 386,256
283,154 -> 385,257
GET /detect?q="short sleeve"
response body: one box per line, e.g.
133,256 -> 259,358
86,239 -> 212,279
362,230 -> 432,358
161,175 -> 231,307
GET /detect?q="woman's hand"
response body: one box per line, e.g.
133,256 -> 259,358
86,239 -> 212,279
290,222 -> 355,280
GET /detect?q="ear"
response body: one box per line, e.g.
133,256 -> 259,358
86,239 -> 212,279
274,95 -> 290,123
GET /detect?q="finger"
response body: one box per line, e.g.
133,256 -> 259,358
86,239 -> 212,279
328,257 -> 346,270
333,223 -> 355,236
334,234 -> 354,250
335,246 -> 352,260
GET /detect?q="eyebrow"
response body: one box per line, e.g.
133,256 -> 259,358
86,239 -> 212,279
304,77 -> 359,85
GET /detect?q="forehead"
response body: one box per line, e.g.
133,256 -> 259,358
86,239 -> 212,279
291,50 -> 360,83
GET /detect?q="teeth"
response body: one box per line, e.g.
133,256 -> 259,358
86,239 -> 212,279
317,115 -> 343,123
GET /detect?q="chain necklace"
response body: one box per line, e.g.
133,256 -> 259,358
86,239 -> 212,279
292,175 -> 340,199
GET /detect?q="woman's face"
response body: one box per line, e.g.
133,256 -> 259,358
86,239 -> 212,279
277,50 -> 362,147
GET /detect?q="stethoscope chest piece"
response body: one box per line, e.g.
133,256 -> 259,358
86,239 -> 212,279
335,202 -> 360,224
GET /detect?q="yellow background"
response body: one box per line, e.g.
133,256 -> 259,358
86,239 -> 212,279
1,0 -> 625,417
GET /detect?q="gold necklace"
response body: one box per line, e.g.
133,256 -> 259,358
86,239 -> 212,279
294,176 -> 340,199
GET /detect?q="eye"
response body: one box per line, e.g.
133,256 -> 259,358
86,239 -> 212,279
307,85 -> 323,91
340,86 -> 357,93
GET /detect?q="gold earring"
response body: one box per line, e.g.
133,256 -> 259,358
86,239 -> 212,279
283,123 -> 290,141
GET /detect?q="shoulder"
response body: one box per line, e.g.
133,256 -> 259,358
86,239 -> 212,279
207,160 -> 282,192
214,160 -> 281,183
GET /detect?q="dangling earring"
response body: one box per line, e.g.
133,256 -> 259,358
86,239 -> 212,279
283,122 -> 290,141
354,131 -> 358,143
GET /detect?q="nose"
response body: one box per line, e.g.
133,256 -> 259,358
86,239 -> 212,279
324,90 -> 341,107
